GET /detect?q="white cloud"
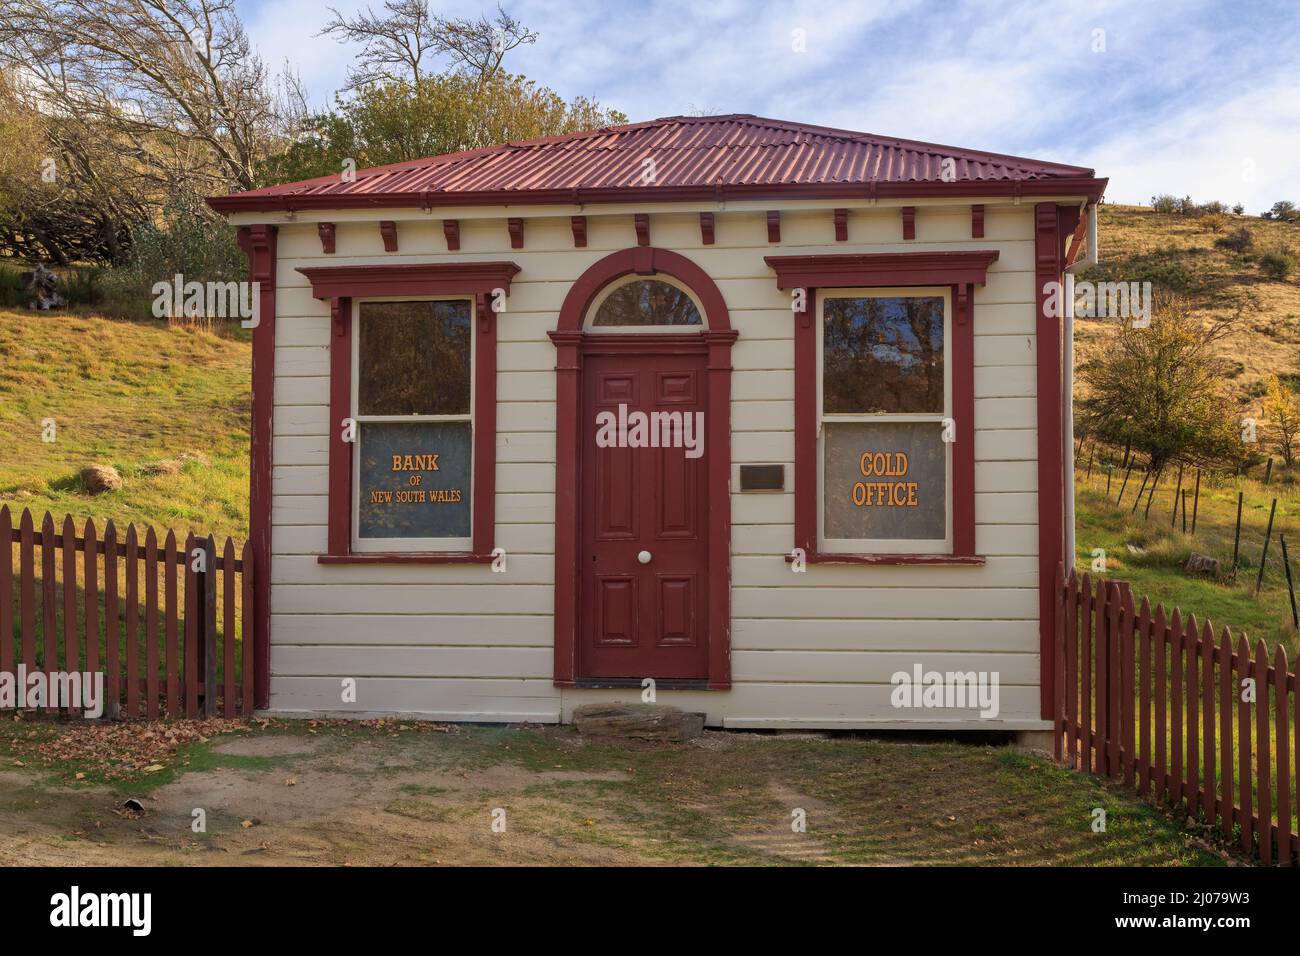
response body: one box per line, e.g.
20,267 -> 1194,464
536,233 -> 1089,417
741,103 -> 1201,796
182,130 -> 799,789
235,0 -> 1300,208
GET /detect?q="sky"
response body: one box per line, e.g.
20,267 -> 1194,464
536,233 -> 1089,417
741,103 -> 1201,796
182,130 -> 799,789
237,0 -> 1300,213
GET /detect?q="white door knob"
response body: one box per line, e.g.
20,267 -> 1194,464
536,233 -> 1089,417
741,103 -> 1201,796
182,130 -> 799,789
637,550 -> 652,564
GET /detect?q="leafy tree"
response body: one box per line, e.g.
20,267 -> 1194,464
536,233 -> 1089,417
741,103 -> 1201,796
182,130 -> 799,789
1263,373 -> 1300,466
255,72 -> 626,186
1263,200 -> 1298,222
1077,294 -> 1242,469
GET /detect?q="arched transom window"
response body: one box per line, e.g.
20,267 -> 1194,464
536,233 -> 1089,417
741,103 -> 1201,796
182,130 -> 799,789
588,277 -> 704,329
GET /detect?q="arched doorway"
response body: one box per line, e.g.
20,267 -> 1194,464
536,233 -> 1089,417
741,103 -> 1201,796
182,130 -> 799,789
549,247 -> 738,689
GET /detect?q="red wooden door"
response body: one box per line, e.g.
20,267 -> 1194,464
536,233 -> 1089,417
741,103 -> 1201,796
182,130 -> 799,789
579,350 -> 709,680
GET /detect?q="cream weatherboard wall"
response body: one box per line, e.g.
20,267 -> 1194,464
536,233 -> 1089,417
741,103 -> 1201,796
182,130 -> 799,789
255,199 -> 1047,729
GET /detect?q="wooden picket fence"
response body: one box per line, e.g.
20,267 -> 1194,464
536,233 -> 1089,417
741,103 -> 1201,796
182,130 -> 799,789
1055,565 -> 1298,865
1,505 -> 259,718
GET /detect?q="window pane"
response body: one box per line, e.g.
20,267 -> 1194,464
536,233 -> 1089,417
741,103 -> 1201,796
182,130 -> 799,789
823,421 -> 946,541
592,280 -> 702,326
358,300 -> 471,416
357,421 -> 472,539
823,296 -> 944,414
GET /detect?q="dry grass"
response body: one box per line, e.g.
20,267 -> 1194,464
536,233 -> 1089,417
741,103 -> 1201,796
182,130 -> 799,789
1078,204 -> 1300,418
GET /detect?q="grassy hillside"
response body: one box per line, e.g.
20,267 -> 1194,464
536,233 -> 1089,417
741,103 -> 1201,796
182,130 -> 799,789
1074,204 -> 1300,657
0,310 -> 250,541
1078,204 -> 1300,411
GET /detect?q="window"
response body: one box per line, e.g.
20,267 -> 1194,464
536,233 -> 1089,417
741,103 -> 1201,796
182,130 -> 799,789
353,299 -> 474,552
818,289 -> 951,554
764,249 -> 996,564
299,259 -> 519,565
588,278 -> 703,329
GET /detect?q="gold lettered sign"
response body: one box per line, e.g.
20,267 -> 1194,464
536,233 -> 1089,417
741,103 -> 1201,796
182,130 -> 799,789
358,421 -> 471,539
824,421 -> 946,540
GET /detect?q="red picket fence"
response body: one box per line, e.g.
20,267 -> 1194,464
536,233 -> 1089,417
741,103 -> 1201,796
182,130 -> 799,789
1,506 -> 259,718
1055,565 -> 1298,865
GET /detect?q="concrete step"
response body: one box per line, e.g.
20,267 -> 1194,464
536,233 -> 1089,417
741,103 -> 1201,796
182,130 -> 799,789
572,703 -> 706,741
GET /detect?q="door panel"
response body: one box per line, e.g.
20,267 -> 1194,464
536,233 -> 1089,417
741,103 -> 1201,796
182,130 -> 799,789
579,349 -> 710,680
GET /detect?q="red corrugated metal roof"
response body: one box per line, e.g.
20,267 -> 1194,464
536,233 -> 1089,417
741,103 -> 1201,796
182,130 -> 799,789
211,114 -> 1104,212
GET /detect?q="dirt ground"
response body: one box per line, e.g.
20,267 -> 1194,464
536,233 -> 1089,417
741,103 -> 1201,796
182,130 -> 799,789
0,718 -> 1236,866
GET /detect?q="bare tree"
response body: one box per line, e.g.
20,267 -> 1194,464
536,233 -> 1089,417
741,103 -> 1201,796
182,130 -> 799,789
0,0 -> 286,193
321,1 -> 536,89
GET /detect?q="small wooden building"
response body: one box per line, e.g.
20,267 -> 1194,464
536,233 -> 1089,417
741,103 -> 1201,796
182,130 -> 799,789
210,114 -> 1106,731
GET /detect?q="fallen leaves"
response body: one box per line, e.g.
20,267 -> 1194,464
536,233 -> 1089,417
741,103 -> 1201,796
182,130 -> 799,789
4,716 -> 250,781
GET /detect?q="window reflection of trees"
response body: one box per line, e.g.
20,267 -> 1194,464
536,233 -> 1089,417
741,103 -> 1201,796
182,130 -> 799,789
823,296 -> 944,414
593,279 -> 702,326
358,301 -> 471,415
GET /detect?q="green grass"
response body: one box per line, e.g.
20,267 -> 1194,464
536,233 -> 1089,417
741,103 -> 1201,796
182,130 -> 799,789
1074,462 -> 1299,660
0,309 -> 251,541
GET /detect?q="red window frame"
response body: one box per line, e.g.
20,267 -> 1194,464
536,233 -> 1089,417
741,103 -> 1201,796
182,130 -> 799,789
764,251 -> 1000,566
296,261 -> 521,564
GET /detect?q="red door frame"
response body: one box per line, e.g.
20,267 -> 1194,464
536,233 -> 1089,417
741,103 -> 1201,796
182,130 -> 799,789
550,247 -> 737,689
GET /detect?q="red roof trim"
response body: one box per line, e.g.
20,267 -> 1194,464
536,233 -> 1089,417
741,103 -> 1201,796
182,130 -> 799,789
296,261 -> 520,299
765,250 -> 1000,289
210,177 -> 1108,214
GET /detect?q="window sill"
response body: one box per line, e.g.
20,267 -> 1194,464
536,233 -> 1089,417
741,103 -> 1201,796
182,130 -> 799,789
317,552 -> 495,565
786,552 -> 986,567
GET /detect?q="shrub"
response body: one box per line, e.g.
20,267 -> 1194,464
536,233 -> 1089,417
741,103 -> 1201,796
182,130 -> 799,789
101,193 -> 244,319
0,263 -> 24,307
57,266 -> 104,306
1215,227 -> 1253,253
1198,212 -> 1228,233
1232,203 -> 1245,215
1151,194 -> 1180,214
1259,250 -> 1295,280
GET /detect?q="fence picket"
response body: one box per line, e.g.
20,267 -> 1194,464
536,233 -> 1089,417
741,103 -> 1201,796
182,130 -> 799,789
242,540 -> 255,715
1274,646 -> 1292,866
1185,613 -> 1199,813
1170,610 -> 1184,806
1109,585 -> 1123,778
19,509 -> 35,675
165,531 -> 179,716
184,533 -> 198,718
61,514 -> 77,677
104,522 -> 119,716
83,520 -> 98,677
1201,621 -> 1215,823
1065,571 -> 1079,768
41,513 -> 56,712
124,524 -> 139,718
1154,604 -> 1168,800
1218,627 -> 1233,842
1255,640 -> 1272,864
223,537 -> 237,718
145,529 -> 159,720
0,507 -> 12,676
1138,598 -> 1151,794
1237,634 -> 1252,854
1082,574 -> 1095,772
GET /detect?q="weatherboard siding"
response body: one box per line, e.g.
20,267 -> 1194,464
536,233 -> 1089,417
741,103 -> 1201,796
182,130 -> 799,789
265,201 -> 1047,728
